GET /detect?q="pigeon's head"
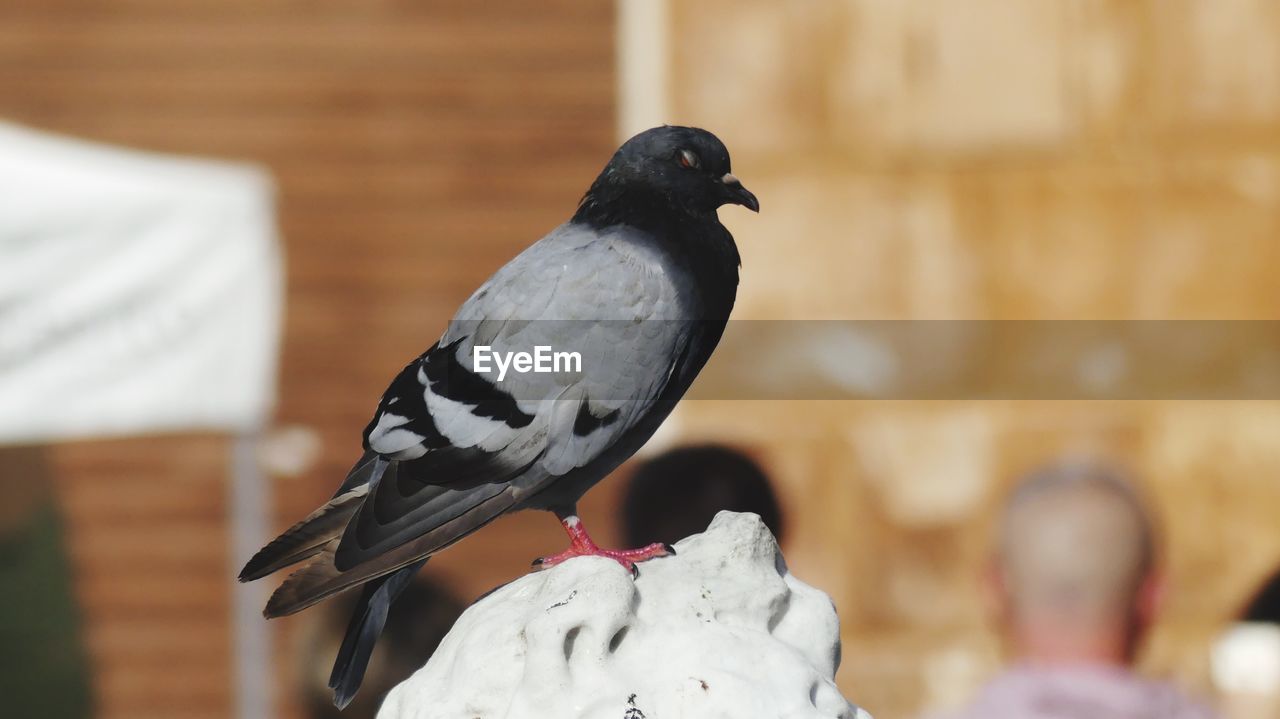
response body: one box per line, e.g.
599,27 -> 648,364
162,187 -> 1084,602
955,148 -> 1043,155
590,126 -> 759,219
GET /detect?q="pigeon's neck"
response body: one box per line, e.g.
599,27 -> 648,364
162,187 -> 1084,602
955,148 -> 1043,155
573,178 -> 740,318
575,175 -> 742,252
573,175 -> 687,230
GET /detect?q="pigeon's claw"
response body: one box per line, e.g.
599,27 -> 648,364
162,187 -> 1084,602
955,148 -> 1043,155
532,513 -> 672,574
532,542 -> 671,573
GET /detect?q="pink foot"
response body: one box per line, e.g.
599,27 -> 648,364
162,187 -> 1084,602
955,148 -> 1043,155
533,514 -> 674,574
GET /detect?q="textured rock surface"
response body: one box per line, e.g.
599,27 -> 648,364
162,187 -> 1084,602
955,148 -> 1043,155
379,512 -> 869,719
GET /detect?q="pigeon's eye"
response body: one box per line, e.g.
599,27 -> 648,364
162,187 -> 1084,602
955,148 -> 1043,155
677,149 -> 701,169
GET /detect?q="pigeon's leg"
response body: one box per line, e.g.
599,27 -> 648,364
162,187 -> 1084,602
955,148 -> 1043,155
532,509 -> 672,574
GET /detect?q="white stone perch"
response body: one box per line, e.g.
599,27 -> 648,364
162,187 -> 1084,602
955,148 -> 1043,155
379,511 -> 871,719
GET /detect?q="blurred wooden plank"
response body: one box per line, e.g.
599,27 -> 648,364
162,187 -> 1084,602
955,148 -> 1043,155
48,435 -> 235,718
87,621 -> 228,657
0,0 -> 606,23
0,68 -> 611,108
0,115 -> 612,159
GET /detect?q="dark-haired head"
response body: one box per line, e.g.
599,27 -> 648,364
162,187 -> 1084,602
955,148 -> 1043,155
620,444 -> 784,547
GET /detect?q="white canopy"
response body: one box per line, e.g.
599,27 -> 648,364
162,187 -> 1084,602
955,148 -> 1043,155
0,122 -> 283,443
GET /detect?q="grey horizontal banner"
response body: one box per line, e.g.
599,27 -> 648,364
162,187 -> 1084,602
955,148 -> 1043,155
695,320 -> 1280,400
438,320 -> 1280,400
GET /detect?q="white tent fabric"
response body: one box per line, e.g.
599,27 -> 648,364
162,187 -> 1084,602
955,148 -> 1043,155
0,122 -> 283,442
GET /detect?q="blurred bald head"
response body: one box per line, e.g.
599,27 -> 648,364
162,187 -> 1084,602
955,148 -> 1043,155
996,461 -> 1157,651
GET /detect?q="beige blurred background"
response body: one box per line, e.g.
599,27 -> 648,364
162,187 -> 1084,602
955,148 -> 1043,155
650,1 -> 1280,716
1,1 -> 1278,718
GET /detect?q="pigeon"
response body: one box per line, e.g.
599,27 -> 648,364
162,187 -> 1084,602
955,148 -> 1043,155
238,125 -> 758,708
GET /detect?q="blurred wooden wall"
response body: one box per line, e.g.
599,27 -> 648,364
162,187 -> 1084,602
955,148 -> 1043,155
0,1 -> 616,717
656,1 -> 1280,718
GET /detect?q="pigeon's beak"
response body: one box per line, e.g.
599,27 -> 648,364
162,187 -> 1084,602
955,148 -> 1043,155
720,173 -> 759,213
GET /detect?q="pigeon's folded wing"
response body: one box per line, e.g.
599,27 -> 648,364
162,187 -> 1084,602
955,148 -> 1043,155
338,223 -> 698,569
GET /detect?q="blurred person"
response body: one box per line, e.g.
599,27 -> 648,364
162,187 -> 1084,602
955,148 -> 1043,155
1212,568 -> 1280,719
620,444 -> 785,548
298,576 -> 464,719
1243,570 -> 1280,623
931,460 -> 1217,719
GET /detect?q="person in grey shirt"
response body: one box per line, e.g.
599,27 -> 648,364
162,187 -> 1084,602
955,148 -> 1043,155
930,460 -> 1217,719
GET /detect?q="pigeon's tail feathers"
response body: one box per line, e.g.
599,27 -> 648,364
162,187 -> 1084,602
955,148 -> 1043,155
239,453 -> 386,583
328,557 -> 428,709
263,484 -> 517,619
262,540 -> 346,618
237,485 -> 369,582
